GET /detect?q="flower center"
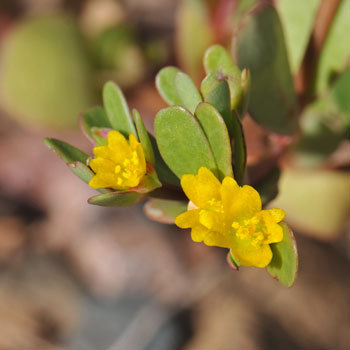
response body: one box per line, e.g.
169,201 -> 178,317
232,216 -> 266,247
114,150 -> 142,187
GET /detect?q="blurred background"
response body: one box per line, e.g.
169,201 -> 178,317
0,0 -> 349,349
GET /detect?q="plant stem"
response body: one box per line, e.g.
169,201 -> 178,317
295,0 -> 342,108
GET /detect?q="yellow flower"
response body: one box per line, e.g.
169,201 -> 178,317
89,130 -> 146,190
175,167 -> 285,268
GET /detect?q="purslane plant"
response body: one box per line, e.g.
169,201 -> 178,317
45,45 -> 298,287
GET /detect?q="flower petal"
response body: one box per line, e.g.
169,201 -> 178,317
226,184 -> 261,222
175,209 -> 200,228
181,167 -> 221,208
232,240 -> 273,267
89,158 -> 115,173
89,173 -> 117,189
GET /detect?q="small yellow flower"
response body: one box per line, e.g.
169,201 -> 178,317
89,130 -> 146,190
175,167 -> 285,267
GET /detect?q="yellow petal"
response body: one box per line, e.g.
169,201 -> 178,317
181,167 -> 221,208
175,209 -> 200,228
257,209 -> 285,244
129,133 -> 139,149
202,230 -> 234,248
220,176 -> 239,220
89,158 -> 115,173
232,241 -> 273,267
89,173 -> 117,189
135,143 -> 146,173
226,184 -> 261,222
266,208 -> 285,223
108,130 -> 130,150
190,225 -> 209,243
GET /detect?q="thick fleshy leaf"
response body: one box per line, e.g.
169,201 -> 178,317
175,0 -> 214,82
154,106 -> 217,178
204,80 -> 234,138
267,222 -> 298,287
143,198 -> 187,224
88,191 -> 143,206
227,249 -> 241,271
195,102 -> 232,180
175,72 -> 202,114
231,112 -> 247,185
238,68 -> 251,117
136,170 -> 162,194
203,44 -> 237,74
150,136 -> 180,186
133,109 -> 155,166
80,107 -> 111,142
44,138 -> 89,164
102,81 -> 137,137
67,161 -> 94,184
234,4 -> 298,134
155,66 -> 183,106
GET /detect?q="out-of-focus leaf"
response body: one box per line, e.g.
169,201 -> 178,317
144,198 -> 187,224
80,107 -> 111,142
231,112 -> 246,185
103,81 -> 137,137
269,168 -> 350,239
155,106 -> 217,178
176,0 -> 214,82
254,167 -> 281,206
314,0 -> 350,94
133,109 -> 155,166
195,102 -> 232,180
227,249 -> 241,271
88,191 -> 143,206
276,0 -> 320,73
44,138 -> 89,164
175,72 -> 203,114
238,68 -> 251,116
204,80 -> 234,138
234,4 -> 298,134
0,15 -> 96,129
150,136 -> 180,186
267,222 -> 298,288
155,66 -> 183,106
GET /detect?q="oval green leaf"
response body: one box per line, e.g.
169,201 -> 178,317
80,107 -> 111,142
102,81 -> 137,137
154,106 -> 217,178
44,138 -> 89,164
175,71 -> 203,114
267,222 -> 298,287
195,102 -> 232,180
204,80 -> 234,138
204,45 -> 237,73
88,191 -> 143,207
133,109 -> 155,166
155,66 -> 183,106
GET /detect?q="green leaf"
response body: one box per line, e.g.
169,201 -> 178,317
88,191 -> 143,206
235,4 -> 298,134
137,170 -> 162,194
133,109 -> 155,166
155,66 -> 183,106
204,45 -> 237,74
194,102 -> 232,180
67,161 -> 94,184
175,72 -> 203,114
204,80 -> 234,138
231,112 -> 247,185
267,222 -> 298,287
102,81 -> 137,137
175,0 -> 214,82
44,138 -> 89,164
154,106 -> 217,178
238,68 -> 251,116
227,249 -> 241,271
80,107 -> 111,142
143,198 -> 187,224
150,136 -> 180,186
